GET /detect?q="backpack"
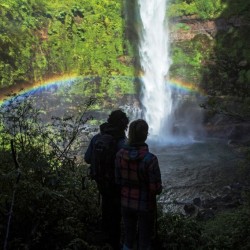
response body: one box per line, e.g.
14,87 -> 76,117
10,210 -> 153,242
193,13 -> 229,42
92,133 -> 118,195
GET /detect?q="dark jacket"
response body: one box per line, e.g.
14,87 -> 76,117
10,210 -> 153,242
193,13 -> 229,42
84,122 -> 127,178
115,143 -> 162,211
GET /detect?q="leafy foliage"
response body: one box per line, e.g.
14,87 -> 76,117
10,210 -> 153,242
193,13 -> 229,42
202,208 -> 250,249
156,206 -> 250,250
170,34 -> 212,84
0,95 -> 101,249
168,0 -> 226,19
0,0 -> 134,93
0,0 -> 46,86
157,213 -> 203,249
168,1 -> 197,18
194,0 -> 226,19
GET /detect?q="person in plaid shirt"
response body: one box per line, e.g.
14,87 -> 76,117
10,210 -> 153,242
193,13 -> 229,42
115,119 -> 162,250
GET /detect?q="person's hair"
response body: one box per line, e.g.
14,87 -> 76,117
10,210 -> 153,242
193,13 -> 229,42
128,119 -> 148,145
107,109 -> 129,131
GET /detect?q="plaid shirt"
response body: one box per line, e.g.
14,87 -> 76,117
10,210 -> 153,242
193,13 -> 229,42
115,144 -> 162,211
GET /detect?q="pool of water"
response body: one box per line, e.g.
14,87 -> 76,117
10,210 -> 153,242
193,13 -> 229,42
149,138 -> 243,212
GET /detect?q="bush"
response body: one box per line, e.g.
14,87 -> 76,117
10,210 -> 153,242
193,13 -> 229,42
157,206 -> 250,249
0,94 -> 101,249
202,208 -> 250,249
157,213 -> 203,249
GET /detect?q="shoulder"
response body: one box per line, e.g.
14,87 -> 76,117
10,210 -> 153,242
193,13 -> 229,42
143,152 -> 158,163
90,133 -> 101,144
117,137 -> 126,148
90,133 -> 101,140
116,146 -> 126,156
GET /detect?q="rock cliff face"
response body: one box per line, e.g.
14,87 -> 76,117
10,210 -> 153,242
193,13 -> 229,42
167,16 -> 250,145
205,117 -> 250,146
169,15 -> 248,41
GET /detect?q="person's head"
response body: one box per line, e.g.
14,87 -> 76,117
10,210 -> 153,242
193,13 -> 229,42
128,119 -> 149,145
107,109 -> 129,131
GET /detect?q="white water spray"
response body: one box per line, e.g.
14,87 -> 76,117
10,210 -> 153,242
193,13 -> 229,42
138,0 -> 172,143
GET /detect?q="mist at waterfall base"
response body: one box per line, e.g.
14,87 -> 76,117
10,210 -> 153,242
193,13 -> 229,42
139,80 -> 205,146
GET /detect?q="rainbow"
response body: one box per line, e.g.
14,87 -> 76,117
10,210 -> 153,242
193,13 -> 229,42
0,74 -> 205,106
168,78 -> 205,95
0,74 -> 81,106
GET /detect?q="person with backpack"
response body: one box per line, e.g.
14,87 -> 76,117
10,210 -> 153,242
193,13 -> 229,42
84,110 -> 129,250
115,119 -> 162,250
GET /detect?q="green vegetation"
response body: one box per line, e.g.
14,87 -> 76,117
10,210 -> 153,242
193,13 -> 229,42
0,95 -> 100,249
201,208 -> 250,249
167,0 -> 250,19
156,207 -> 250,249
168,0 -> 226,19
0,0 -> 134,98
168,0 -> 197,18
194,0 -> 226,19
170,34 -> 212,84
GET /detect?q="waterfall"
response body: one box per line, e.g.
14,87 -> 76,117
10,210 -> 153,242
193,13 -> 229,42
137,0 -> 172,143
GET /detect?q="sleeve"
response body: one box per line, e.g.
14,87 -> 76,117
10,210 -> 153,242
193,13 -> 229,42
148,156 -> 162,195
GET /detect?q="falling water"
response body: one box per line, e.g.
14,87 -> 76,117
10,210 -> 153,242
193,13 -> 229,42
137,0 -> 172,144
